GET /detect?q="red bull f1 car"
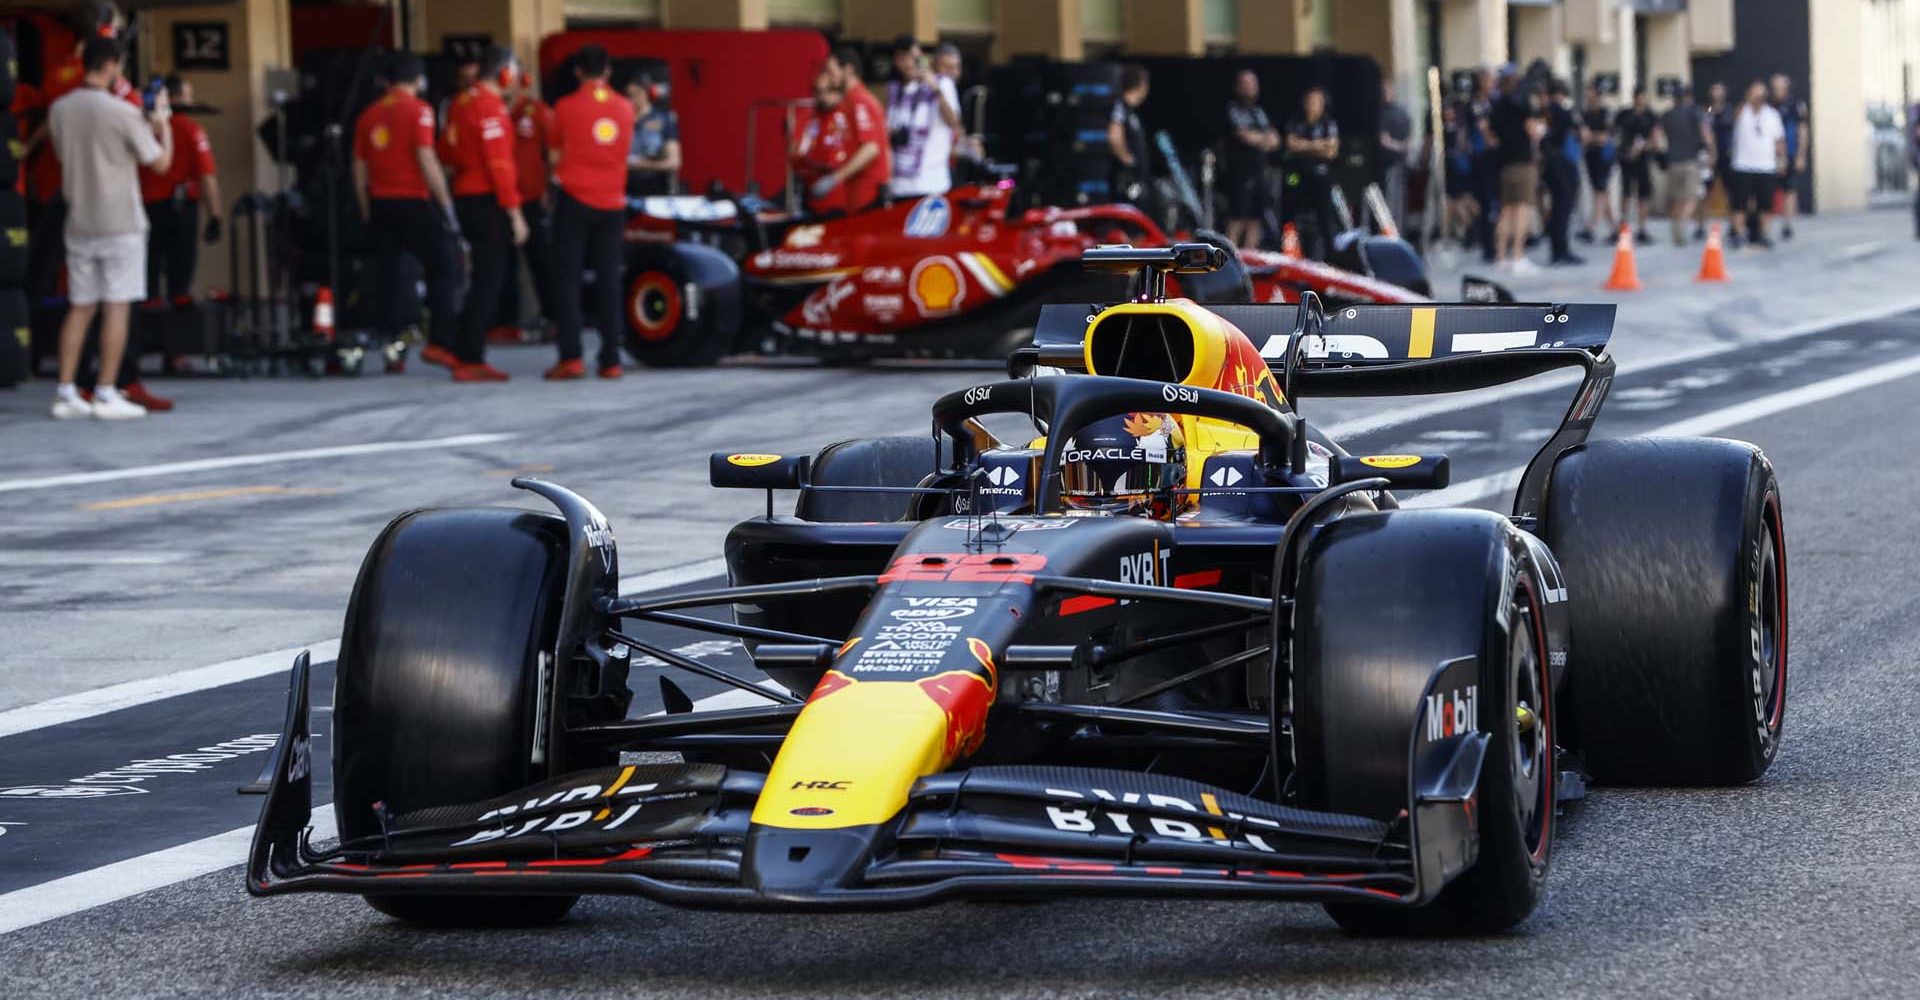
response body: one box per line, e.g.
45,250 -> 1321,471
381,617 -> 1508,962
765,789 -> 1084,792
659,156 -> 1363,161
619,183 -> 1450,366
250,244 -> 1786,934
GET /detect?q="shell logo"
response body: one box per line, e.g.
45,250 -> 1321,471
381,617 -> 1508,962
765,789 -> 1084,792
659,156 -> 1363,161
591,118 -> 619,145
369,125 -> 390,150
909,256 -> 964,317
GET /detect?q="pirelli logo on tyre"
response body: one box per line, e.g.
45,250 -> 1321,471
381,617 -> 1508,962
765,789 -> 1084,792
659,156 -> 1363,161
726,454 -> 782,467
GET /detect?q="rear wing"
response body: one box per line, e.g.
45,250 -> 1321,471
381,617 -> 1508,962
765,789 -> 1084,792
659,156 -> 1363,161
1030,300 -> 1614,395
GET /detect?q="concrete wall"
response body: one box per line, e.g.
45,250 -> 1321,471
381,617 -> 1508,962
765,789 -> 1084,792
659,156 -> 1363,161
994,0 -> 1082,60
1808,0 -> 1866,210
1125,0 -> 1203,56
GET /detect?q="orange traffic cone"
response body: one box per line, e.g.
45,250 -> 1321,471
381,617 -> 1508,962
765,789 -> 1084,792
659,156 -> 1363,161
1280,223 -> 1303,259
1602,226 -> 1642,292
312,286 -> 336,340
1695,223 -> 1730,283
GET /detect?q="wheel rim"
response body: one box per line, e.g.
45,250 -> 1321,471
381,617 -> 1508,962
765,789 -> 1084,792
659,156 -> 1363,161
1754,500 -> 1786,743
628,273 -> 683,342
1509,591 -> 1551,862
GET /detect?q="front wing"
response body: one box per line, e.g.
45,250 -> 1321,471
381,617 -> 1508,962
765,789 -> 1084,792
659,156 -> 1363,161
248,652 -> 1488,911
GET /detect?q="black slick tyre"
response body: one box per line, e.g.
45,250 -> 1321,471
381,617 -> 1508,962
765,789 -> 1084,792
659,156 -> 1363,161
795,436 -> 947,522
1291,509 -> 1554,935
333,507 -> 580,927
1543,437 -> 1786,785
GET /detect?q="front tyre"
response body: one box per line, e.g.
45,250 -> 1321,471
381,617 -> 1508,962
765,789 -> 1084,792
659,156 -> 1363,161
333,507 -> 582,927
1291,510 -> 1554,935
1544,438 -> 1787,785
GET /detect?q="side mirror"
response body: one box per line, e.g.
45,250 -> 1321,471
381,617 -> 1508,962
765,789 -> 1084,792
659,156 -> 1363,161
710,452 -> 810,490
1329,453 -> 1450,491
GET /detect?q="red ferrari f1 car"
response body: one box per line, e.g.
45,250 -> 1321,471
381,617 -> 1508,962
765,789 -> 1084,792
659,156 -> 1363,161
618,182 -> 1451,366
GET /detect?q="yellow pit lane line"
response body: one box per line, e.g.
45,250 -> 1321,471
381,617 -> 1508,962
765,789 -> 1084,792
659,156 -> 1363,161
80,486 -> 340,512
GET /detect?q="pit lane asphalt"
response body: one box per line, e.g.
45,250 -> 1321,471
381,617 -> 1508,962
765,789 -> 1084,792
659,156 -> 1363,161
5,316 -> 1920,996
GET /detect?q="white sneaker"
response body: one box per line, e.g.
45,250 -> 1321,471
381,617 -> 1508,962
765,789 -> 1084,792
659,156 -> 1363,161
1510,257 -> 1542,277
90,388 -> 148,421
51,394 -> 92,420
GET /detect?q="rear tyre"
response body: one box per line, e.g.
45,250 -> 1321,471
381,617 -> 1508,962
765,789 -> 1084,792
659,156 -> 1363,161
1543,438 -> 1786,785
795,436 -> 948,522
622,245 -> 738,368
1291,510 -> 1553,935
333,507 -> 581,927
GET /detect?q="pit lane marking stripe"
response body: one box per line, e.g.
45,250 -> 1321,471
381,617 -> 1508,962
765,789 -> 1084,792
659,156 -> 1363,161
1403,351 -> 1920,509
0,558 -> 728,739
0,433 -> 517,496
81,486 -> 340,511
0,806 -> 336,936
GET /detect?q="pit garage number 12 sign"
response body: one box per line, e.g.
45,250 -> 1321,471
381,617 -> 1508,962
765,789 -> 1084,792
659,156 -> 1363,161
172,22 -> 230,71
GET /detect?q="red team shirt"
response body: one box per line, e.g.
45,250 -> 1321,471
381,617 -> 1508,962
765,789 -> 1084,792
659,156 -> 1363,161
509,95 -> 553,207
837,81 -> 891,211
443,86 -> 521,210
352,89 -> 437,200
793,104 -> 852,214
138,114 -> 215,204
550,83 -> 633,211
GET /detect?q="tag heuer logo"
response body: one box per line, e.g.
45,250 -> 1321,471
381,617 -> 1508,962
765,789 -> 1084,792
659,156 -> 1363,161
0,784 -> 147,799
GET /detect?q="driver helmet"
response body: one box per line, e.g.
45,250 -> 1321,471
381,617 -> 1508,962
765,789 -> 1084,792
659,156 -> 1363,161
1061,412 -> 1187,518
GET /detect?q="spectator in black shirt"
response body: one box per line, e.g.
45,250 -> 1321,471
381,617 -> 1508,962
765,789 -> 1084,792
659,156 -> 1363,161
1107,64 -> 1154,220
1284,86 -> 1340,259
1656,84 -> 1713,245
1770,74 -> 1809,240
1541,79 -> 1583,266
1223,69 -> 1279,250
1377,78 -> 1412,234
1489,73 -> 1543,274
1615,86 -> 1658,245
1577,82 -> 1616,243
1706,82 -> 1740,245
1466,69 -> 1499,262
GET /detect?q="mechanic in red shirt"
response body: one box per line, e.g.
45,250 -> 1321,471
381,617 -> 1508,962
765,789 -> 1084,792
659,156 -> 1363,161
138,75 -> 222,302
442,45 -> 528,382
819,46 -> 891,212
352,52 -> 460,369
544,45 -> 632,380
792,70 -> 851,215
500,70 -> 557,338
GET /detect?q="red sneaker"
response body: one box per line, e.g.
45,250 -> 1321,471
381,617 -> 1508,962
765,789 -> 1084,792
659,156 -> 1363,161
451,362 -> 511,382
543,359 -> 586,381
597,364 -> 623,380
121,382 -> 175,412
420,344 -> 459,369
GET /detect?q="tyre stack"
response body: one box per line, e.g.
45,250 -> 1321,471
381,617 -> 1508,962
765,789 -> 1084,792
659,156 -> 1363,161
0,28 -> 27,390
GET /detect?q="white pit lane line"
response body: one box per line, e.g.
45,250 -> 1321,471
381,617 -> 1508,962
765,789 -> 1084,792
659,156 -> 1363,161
0,433 -> 517,496
6,351 -> 1920,935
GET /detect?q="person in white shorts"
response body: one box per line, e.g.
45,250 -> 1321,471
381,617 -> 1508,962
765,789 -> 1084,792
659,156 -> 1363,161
48,34 -> 173,420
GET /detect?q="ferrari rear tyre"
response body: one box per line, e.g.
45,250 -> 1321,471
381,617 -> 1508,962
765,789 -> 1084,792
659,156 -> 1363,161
334,507 -> 581,927
622,250 -> 731,368
1292,509 -> 1554,935
1543,438 -> 1786,785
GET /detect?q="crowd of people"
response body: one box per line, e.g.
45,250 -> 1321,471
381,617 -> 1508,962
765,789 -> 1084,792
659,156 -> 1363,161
1439,65 -> 1814,275
791,37 -> 975,215
349,43 -> 682,386
33,1 -> 222,420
